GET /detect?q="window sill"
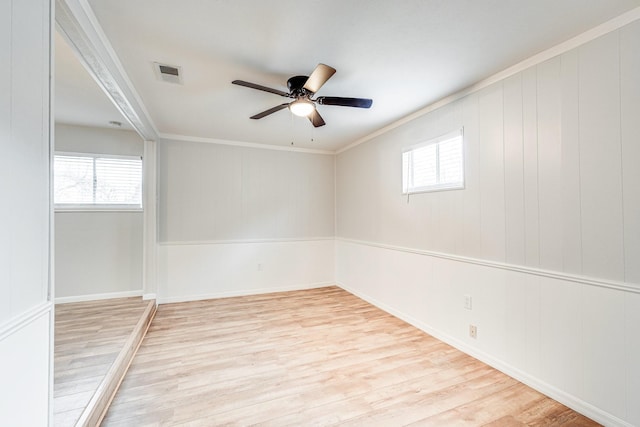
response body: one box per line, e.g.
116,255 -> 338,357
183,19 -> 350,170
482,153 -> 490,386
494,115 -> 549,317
402,183 -> 465,195
54,206 -> 143,213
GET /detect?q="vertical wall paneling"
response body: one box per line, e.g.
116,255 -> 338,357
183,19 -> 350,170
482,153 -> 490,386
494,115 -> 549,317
581,286 -> 627,418
536,58 -> 563,272
538,277 -> 582,397
200,143 -> 243,239
0,0 -> 11,319
10,0 -> 50,315
0,0 -> 52,425
359,143 -> 379,243
477,84 -> 506,262
0,314 -> 51,426
434,102 -> 464,255
241,148 -> 271,238
159,140 -> 335,243
474,265 -> 508,360
194,144 -> 217,236
578,32 -> 624,281
460,93 -> 481,258
620,22 -> 640,422
336,147 -> 366,241
0,0 -> 9,120
448,101 -> 467,255
626,292 -> 640,426
436,190 -> 456,254
373,138 -> 398,246
521,67 -> 540,268
427,109 -> 445,252
180,143 -> 203,240
620,21 -> 640,284
143,139 -> 158,297
502,74 -> 526,266
158,142 -> 183,240
560,51 -> 583,275
503,269 -> 527,371
523,274 -> 542,378
335,152 -> 350,237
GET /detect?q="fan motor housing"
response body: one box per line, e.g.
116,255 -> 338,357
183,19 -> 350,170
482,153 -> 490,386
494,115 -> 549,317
287,75 -> 310,95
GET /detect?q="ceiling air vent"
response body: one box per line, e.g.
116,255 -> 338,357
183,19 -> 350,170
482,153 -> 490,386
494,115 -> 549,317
153,62 -> 183,84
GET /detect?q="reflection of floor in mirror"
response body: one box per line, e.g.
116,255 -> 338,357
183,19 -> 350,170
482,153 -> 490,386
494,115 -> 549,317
54,297 -> 150,427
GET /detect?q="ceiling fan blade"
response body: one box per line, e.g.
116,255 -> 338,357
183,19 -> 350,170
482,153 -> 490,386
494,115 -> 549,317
250,103 -> 290,119
303,64 -> 336,94
308,109 -> 326,127
232,80 -> 290,97
316,96 -> 373,108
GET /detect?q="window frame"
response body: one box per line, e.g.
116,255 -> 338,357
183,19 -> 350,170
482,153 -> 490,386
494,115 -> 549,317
402,128 -> 465,195
53,151 -> 144,212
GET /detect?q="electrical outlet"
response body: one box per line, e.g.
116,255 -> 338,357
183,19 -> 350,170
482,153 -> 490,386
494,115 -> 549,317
469,325 -> 477,339
464,294 -> 472,310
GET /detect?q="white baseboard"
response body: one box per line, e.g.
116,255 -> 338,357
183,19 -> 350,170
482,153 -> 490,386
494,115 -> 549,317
157,282 -> 334,305
55,290 -> 143,304
336,282 -> 634,427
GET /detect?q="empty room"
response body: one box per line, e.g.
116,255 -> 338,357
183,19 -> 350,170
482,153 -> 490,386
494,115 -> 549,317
2,0 -> 640,426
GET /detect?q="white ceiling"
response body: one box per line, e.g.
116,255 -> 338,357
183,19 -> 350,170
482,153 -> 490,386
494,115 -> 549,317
56,0 -> 640,151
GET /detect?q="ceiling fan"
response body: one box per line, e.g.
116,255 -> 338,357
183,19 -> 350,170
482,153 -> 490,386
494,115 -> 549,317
232,64 -> 373,128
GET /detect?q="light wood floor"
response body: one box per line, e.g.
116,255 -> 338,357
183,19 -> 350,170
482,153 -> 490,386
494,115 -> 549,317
102,287 -> 600,426
54,297 -> 151,427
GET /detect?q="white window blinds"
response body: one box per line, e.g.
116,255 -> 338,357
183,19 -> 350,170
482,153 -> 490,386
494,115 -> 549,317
402,129 -> 464,194
54,153 -> 142,208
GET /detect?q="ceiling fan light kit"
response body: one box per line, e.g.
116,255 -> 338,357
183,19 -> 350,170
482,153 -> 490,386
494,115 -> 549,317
232,63 -> 372,128
289,99 -> 315,117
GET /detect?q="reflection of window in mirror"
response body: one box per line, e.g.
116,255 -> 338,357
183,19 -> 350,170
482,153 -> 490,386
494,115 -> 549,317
53,30 -> 153,427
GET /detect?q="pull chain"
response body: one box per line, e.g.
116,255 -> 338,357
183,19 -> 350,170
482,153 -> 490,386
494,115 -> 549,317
310,119 -> 314,143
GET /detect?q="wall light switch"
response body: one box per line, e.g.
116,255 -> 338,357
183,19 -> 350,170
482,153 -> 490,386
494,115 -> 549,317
464,294 -> 472,310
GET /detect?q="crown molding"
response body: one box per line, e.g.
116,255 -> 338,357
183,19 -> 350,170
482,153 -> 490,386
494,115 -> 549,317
158,132 -> 335,155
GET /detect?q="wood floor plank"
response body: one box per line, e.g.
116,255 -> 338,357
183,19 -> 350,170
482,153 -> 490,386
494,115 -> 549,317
102,287 -> 600,426
54,297 -> 151,426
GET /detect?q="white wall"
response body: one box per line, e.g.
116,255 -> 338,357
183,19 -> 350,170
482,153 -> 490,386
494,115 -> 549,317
157,139 -> 335,302
55,123 -> 143,156
55,212 -> 143,299
336,21 -> 640,427
0,0 -> 52,425
54,124 -> 144,300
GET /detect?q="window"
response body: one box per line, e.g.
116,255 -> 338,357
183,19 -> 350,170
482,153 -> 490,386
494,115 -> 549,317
54,153 -> 143,209
402,129 -> 464,194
